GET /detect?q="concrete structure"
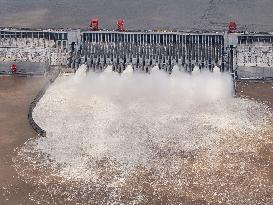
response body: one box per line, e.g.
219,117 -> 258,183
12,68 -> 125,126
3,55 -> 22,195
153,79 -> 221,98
0,61 -> 47,75
79,31 -> 225,73
236,34 -> 273,79
0,29 -> 70,74
0,28 -> 272,79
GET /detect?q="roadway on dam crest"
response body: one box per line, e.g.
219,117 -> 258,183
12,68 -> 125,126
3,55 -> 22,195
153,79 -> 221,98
0,76 -> 46,205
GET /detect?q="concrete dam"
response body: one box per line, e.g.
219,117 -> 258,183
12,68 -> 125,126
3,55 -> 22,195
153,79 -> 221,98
0,22 -> 273,79
79,32 -> 225,73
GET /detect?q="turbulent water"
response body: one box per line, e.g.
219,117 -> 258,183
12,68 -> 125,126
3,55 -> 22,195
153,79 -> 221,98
14,65 -> 273,204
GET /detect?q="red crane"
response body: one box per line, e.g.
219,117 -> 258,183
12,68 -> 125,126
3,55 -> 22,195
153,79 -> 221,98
117,19 -> 124,31
90,19 -> 99,31
11,64 -> 17,74
228,21 -> 237,33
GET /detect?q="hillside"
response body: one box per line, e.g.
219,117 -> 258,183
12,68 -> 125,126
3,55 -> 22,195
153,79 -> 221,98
0,0 -> 273,31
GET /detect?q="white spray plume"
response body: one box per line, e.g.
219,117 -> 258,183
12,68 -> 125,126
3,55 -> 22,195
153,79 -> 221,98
15,64 -> 273,204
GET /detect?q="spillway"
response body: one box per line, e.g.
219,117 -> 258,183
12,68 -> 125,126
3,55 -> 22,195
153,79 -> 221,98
80,32 -> 225,73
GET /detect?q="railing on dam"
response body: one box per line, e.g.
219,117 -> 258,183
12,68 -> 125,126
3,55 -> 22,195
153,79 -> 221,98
0,29 -> 68,50
82,31 -> 223,44
238,34 -> 273,44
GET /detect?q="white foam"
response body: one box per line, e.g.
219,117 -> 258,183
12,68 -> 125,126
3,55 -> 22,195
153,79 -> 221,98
104,65 -> 113,73
74,64 -> 87,80
213,65 -> 221,73
192,65 -> 200,74
15,65 -> 273,204
122,65 -> 133,74
171,65 -> 181,75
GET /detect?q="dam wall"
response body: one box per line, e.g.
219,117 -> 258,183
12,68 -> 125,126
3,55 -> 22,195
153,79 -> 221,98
236,34 -> 273,79
0,28 -> 272,79
79,32 -> 225,73
0,29 -> 69,74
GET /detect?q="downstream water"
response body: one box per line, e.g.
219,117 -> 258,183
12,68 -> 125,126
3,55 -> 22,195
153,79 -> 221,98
14,65 -> 273,204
